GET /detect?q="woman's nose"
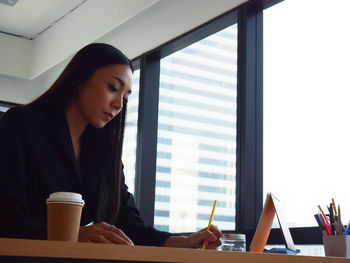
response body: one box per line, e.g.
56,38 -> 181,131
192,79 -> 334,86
112,96 -> 123,112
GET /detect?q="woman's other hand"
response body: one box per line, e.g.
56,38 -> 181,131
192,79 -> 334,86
163,225 -> 222,249
78,222 -> 134,245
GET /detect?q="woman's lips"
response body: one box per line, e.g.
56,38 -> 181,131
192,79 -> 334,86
103,112 -> 113,121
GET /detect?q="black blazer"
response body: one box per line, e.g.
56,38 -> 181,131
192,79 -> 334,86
0,106 -> 171,246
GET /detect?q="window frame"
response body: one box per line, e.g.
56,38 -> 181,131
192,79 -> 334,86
133,0 -> 322,246
133,1 -> 239,228
0,100 -> 19,109
0,101 -> 20,119
236,0 -> 264,244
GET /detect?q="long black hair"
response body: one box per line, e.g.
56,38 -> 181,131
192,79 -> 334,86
28,43 -> 134,224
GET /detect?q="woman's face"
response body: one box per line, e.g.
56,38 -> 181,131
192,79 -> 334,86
76,64 -> 133,128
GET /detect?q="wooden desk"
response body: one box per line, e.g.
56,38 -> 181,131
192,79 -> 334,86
0,238 -> 349,263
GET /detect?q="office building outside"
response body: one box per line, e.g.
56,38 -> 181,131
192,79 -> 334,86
122,70 -> 140,195
123,25 -> 237,233
154,25 -> 237,232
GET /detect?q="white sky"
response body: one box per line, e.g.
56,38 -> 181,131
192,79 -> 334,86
264,0 -> 350,227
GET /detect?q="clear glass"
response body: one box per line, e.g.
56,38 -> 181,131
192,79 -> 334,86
122,69 -> 140,195
155,25 -> 238,232
219,234 -> 246,252
264,0 -> 350,227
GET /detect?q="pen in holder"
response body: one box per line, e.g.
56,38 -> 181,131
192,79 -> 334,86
323,235 -> 350,258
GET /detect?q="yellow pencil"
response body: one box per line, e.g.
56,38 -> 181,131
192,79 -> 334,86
332,198 -> 338,215
202,200 -> 217,250
318,205 -> 328,222
338,205 -> 342,235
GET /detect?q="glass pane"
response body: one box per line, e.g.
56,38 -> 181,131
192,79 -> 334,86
264,0 -> 350,227
0,106 -> 10,112
0,104 -> 11,120
122,69 -> 140,195
155,25 -> 238,232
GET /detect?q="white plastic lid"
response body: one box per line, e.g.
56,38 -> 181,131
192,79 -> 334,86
46,192 -> 85,206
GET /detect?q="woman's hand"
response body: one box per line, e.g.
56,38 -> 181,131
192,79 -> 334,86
186,225 -> 222,249
163,225 -> 222,249
78,222 -> 134,245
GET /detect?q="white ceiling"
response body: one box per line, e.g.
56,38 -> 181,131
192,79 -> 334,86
0,0 -> 247,81
0,0 -> 86,39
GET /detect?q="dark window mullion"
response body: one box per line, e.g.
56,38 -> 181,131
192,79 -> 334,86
236,0 -> 263,245
134,53 -> 161,227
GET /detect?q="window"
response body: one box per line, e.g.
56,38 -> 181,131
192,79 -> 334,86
0,106 -> 9,113
0,110 -> 6,119
264,0 -> 350,246
127,0 -> 326,254
0,103 -> 13,120
122,69 -> 140,195
154,25 -> 238,232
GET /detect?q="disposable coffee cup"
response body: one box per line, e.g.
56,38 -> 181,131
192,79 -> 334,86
46,192 -> 85,241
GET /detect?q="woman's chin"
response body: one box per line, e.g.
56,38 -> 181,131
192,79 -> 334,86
91,120 -> 107,129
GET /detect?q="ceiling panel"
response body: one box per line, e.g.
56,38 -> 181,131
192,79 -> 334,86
0,0 -> 86,39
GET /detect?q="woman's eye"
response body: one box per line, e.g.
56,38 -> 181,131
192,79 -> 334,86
108,84 -> 117,92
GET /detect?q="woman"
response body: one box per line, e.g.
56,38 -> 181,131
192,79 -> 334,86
0,43 -> 221,248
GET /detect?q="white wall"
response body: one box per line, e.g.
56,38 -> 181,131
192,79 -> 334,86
100,0 -> 246,60
0,34 -> 32,80
0,0 -> 247,105
0,58 -> 68,104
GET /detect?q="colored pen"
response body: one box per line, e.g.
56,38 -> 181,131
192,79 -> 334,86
320,213 -> 331,236
332,198 -> 337,215
338,205 -> 343,235
318,205 -> 329,223
339,204 -> 346,232
344,224 -> 350,235
202,200 -> 217,249
323,213 -> 331,229
314,214 -> 325,231
329,203 -> 335,235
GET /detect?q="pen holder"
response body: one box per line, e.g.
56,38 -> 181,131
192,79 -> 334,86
323,235 -> 350,257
